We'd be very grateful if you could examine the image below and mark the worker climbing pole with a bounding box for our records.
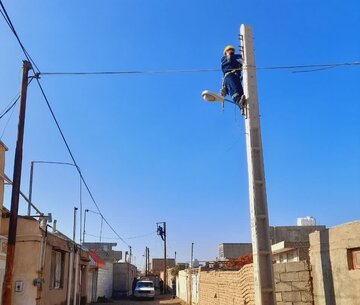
[220,45,247,115]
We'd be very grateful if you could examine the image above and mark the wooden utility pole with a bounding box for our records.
[157,222,167,293]
[163,222,167,293]
[2,60,32,305]
[240,25,275,305]
[147,247,150,275]
[145,247,148,276]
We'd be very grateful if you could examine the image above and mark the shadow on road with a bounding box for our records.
[103,295,184,305]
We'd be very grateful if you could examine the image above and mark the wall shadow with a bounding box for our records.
[319,229,337,305]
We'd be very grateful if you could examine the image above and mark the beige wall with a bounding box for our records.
[0,217,86,305]
[192,262,312,305]
[0,218,40,305]
[309,221,360,305]
[198,264,254,305]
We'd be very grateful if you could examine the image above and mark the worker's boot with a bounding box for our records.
[239,95,247,115]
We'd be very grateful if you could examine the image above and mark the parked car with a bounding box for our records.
[133,280,155,300]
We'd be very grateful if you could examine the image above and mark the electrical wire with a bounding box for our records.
[0,1,40,73]
[125,231,157,240]
[0,98,16,140]
[39,61,360,76]
[0,0,131,248]
[35,78,130,247]
[85,231,156,241]
[0,78,34,120]
[0,98,18,120]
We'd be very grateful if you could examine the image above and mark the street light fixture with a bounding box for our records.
[201,90,225,103]
[84,209,104,242]
[28,160,83,243]
[201,90,240,110]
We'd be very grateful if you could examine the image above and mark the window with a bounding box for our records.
[50,250,65,289]
[347,248,360,270]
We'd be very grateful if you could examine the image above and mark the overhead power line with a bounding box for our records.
[39,61,360,76]
[0,77,34,120]
[0,0,130,248]
[0,1,40,73]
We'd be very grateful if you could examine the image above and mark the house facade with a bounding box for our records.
[0,216,88,305]
[83,242,122,300]
[310,220,360,305]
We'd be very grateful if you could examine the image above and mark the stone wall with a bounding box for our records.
[274,261,313,305]
[198,264,254,305]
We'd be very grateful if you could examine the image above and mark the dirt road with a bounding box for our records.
[102,295,185,305]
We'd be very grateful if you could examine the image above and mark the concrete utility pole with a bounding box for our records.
[240,24,275,305]
[2,60,32,305]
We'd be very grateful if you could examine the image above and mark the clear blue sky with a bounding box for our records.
[0,0,359,268]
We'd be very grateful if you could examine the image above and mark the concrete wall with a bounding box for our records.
[218,243,252,260]
[97,261,113,299]
[274,261,313,305]
[113,262,137,297]
[151,258,176,273]
[270,225,325,244]
[309,221,360,305]
[177,270,188,302]
[177,269,199,305]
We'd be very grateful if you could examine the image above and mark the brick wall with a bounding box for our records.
[198,264,254,305]
[274,261,313,305]
[196,262,313,305]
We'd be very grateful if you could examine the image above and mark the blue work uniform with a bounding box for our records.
[221,53,243,104]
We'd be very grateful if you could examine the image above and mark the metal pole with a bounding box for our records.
[240,24,275,305]
[99,216,103,242]
[79,175,82,244]
[67,207,77,305]
[129,246,132,264]
[83,209,88,243]
[73,207,78,241]
[27,161,34,216]
[2,60,31,305]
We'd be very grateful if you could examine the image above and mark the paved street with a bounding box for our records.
[102,295,185,305]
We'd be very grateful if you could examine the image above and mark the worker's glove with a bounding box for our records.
[220,87,228,97]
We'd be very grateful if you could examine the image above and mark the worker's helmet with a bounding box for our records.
[223,45,235,55]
